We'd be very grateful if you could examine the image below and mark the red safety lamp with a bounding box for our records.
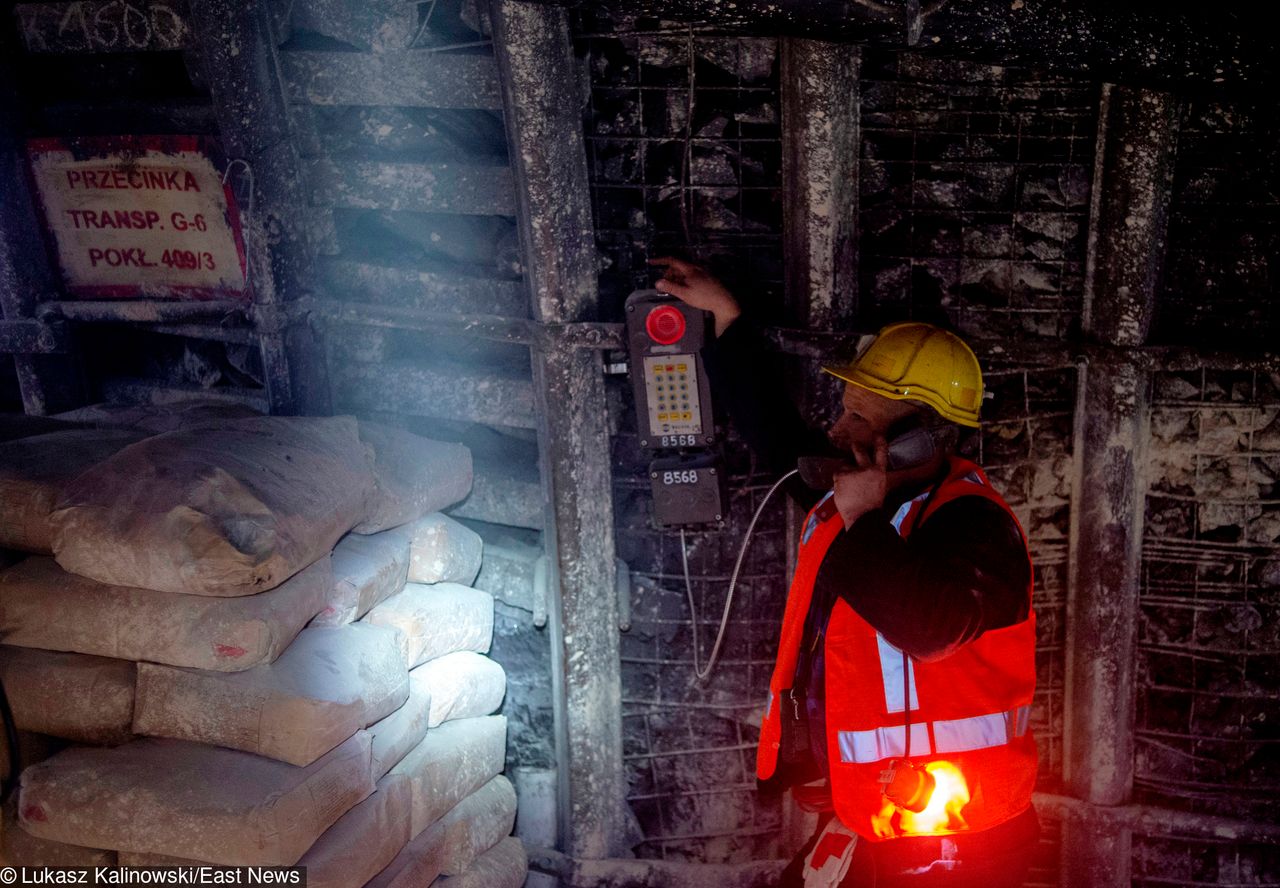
[883,761,937,813]
[645,305,686,345]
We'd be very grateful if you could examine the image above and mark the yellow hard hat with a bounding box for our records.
[822,322,984,427]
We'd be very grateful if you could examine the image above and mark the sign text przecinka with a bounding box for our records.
[26,136,249,301]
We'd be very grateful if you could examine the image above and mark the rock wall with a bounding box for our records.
[1154,97,1280,348]
[859,50,1096,339]
[1136,368,1280,885]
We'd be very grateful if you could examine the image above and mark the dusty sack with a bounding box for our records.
[315,529,412,627]
[0,646,134,745]
[406,514,483,585]
[0,557,332,672]
[354,422,473,534]
[413,652,506,728]
[2,798,116,868]
[133,623,408,765]
[368,674,432,781]
[436,775,518,875]
[364,583,494,669]
[298,774,413,888]
[366,815,451,888]
[18,733,374,866]
[49,416,375,596]
[390,715,507,837]
[368,772,515,888]
[0,428,148,553]
[1,739,116,868]
[433,837,527,888]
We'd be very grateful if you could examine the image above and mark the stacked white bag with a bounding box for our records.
[0,411,526,885]
[361,513,524,887]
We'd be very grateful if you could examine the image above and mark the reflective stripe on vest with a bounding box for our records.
[874,472,987,715]
[876,634,917,714]
[837,704,1031,764]
[838,723,932,764]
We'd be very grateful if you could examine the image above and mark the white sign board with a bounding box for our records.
[26,136,249,300]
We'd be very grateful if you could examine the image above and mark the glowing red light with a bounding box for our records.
[873,761,971,839]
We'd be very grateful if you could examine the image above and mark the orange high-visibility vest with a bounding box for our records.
[756,456,1037,841]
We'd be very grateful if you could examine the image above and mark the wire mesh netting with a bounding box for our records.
[1140,369,1280,834]
[979,364,1077,793]
[1154,98,1280,350]
[575,13,785,322]
[1132,833,1280,888]
[859,49,1098,341]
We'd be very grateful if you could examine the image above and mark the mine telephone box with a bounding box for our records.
[623,288,787,682]
[625,289,725,527]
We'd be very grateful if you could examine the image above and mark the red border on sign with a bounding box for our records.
[24,134,251,302]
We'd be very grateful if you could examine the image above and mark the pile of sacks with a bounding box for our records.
[0,410,528,887]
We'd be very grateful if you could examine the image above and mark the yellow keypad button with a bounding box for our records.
[657,412,668,421]
[677,363,687,372]
[681,412,692,421]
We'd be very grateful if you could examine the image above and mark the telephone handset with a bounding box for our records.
[796,416,946,491]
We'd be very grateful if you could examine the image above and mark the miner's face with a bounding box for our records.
[827,382,918,455]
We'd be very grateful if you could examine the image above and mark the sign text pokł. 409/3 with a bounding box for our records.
[26,136,249,301]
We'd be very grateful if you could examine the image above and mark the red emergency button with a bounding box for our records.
[645,306,686,345]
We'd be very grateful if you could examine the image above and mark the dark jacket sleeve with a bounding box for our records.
[701,319,831,509]
[813,496,1032,661]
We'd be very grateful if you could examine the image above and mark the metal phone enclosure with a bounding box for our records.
[625,289,715,449]
[649,453,724,527]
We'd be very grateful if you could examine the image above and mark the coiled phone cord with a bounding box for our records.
[681,468,798,684]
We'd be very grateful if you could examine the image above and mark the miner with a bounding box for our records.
[653,257,1040,887]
